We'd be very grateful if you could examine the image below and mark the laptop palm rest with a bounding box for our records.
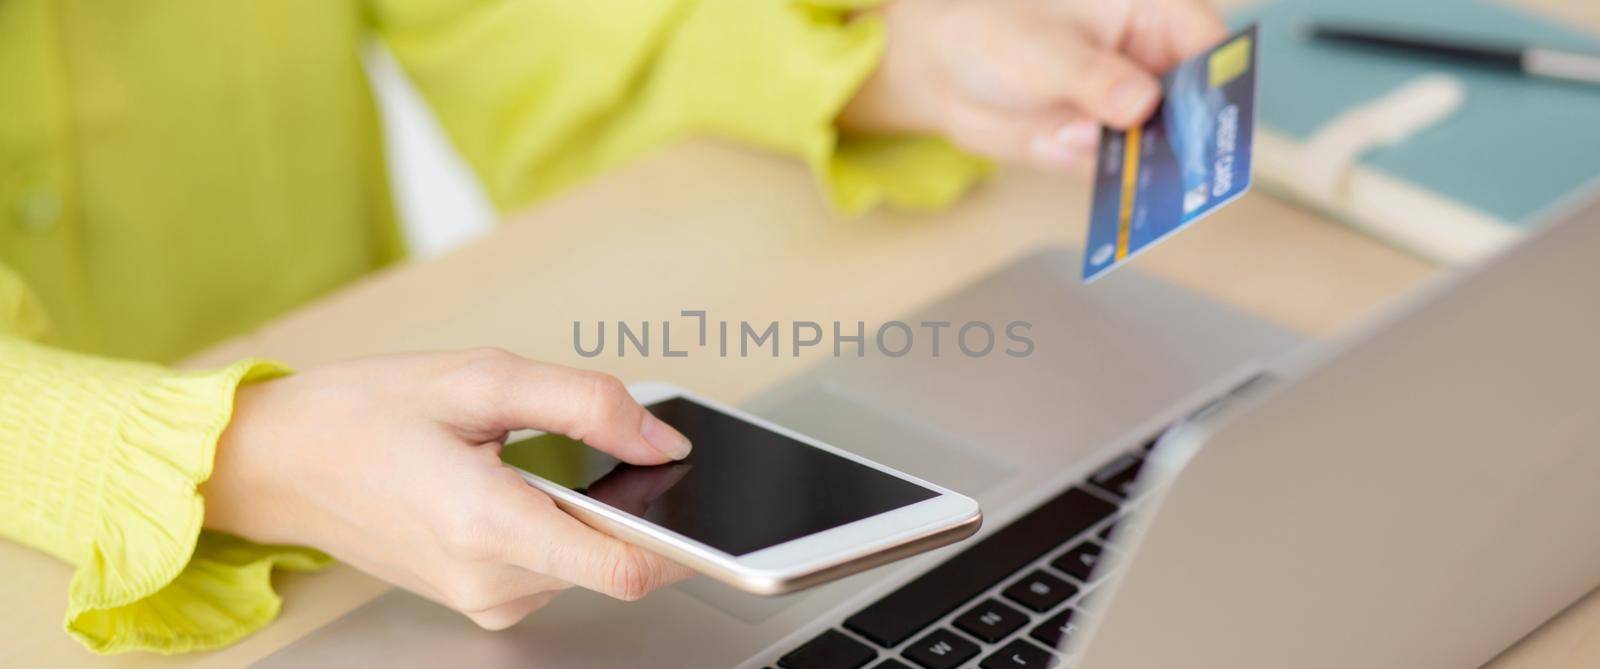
[746,381,1016,499]
[746,245,1303,499]
[254,246,1303,668]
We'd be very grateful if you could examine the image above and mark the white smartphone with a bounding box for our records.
[499,382,981,596]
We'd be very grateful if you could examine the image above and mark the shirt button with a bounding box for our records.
[16,187,62,233]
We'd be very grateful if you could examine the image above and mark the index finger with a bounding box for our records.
[450,351,690,465]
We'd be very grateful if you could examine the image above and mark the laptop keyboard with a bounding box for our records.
[775,447,1151,669]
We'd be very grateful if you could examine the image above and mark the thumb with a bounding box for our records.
[1028,37,1162,130]
[1056,43,1158,130]
[511,493,696,601]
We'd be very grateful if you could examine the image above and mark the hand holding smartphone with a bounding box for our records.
[501,382,982,595]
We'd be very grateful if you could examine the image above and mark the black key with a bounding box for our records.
[779,629,876,669]
[952,598,1028,643]
[1087,454,1145,500]
[979,639,1060,669]
[1029,608,1088,649]
[901,629,979,669]
[1050,541,1106,583]
[1002,570,1076,613]
[844,488,1116,646]
[870,661,914,669]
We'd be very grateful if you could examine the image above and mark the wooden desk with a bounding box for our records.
[4,0,1598,662]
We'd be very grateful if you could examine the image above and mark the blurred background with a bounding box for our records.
[365,43,495,259]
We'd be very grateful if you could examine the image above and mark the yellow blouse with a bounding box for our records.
[0,0,982,655]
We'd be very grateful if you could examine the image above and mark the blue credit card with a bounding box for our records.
[1082,24,1258,282]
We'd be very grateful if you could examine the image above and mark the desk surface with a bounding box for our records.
[4,2,1600,662]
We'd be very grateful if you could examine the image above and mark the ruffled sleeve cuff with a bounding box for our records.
[0,336,331,654]
[62,356,332,654]
[60,355,334,652]
[802,1,993,214]
[825,134,994,215]
[669,0,990,215]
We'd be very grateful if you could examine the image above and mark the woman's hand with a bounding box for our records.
[842,0,1227,170]
[200,349,695,630]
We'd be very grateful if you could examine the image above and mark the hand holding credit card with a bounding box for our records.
[1083,25,1259,282]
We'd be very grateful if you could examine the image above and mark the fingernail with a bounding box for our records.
[1110,79,1160,124]
[1029,133,1081,169]
[1055,121,1101,150]
[640,413,692,460]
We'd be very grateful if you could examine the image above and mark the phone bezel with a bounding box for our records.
[503,381,982,595]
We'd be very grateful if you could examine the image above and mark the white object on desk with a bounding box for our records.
[1294,74,1465,203]
[1260,74,1517,265]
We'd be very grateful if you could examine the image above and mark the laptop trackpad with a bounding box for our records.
[669,384,1014,625]
[744,380,1014,498]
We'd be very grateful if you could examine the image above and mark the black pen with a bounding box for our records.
[1304,21,1600,86]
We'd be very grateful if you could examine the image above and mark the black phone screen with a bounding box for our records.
[500,397,937,556]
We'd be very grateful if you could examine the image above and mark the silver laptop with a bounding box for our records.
[259,189,1600,669]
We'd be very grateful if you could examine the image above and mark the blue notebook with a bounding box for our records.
[1232,0,1600,263]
